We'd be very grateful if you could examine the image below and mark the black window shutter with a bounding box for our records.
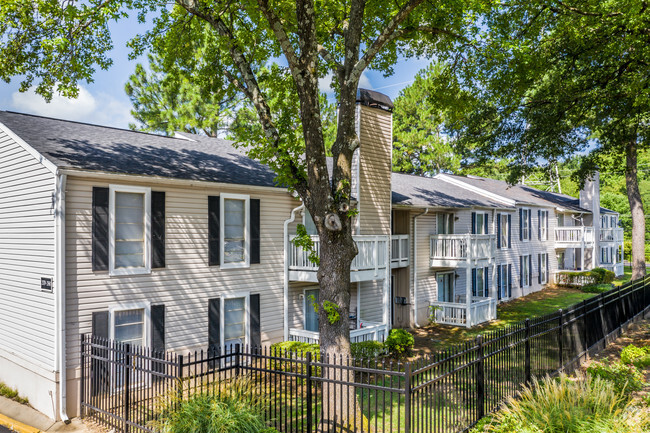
[538,210,541,240]
[208,297,221,359]
[546,255,549,283]
[92,187,109,271]
[520,256,524,288]
[91,311,110,396]
[151,304,165,376]
[538,254,542,284]
[152,192,166,268]
[519,209,523,241]
[529,255,532,285]
[508,264,512,298]
[472,268,477,297]
[497,216,501,249]
[471,212,476,234]
[208,196,220,266]
[528,211,532,239]
[484,214,488,234]
[484,266,489,297]
[508,214,512,248]
[250,294,261,349]
[497,266,502,300]
[250,199,261,264]
[546,212,549,240]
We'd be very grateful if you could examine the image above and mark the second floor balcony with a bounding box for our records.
[554,227,595,248]
[430,234,496,268]
[599,228,624,243]
[288,235,389,283]
[391,234,409,268]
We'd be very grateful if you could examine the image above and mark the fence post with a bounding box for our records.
[234,344,241,377]
[476,335,485,420]
[404,362,412,433]
[306,351,313,433]
[177,354,184,405]
[124,343,131,433]
[524,319,531,384]
[557,309,563,370]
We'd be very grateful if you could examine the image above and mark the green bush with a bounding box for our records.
[384,329,414,358]
[586,360,645,395]
[350,340,386,359]
[589,267,616,284]
[620,344,650,368]
[270,341,320,358]
[580,283,612,293]
[476,373,649,433]
[159,379,275,433]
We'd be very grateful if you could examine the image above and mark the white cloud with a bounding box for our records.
[359,72,372,90]
[319,72,335,95]
[10,85,135,129]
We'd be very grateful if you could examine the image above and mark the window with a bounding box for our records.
[109,185,151,276]
[437,272,454,302]
[499,214,509,248]
[112,308,147,346]
[557,213,565,227]
[223,296,248,349]
[601,215,609,229]
[557,252,565,270]
[521,208,531,241]
[521,255,531,287]
[474,212,488,235]
[498,264,509,300]
[601,247,613,264]
[304,288,319,332]
[472,267,488,297]
[539,210,549,240]
[221,194,250,268]
[539,253,548,284]
[610,216,617,227]
[437,213,454,234]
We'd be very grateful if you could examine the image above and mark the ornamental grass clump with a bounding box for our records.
[480,373,649,433]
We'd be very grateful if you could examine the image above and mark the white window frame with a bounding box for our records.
[522,254,531,287]
[108,302,151,391]
[499,213,509,249]
[521,208,531,241]
[109,185,152,276]
[303,287,320,332]
[220,193,250,269]
[221,292,250,351]
[499,264,509,300]
[540,210,549,241]
[474,267,487,297]
[540,253,548,284]
[475,212,488,235]
[437,212,455,235]
[436,271,455,302]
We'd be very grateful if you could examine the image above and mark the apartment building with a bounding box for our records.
[0,89,622,421]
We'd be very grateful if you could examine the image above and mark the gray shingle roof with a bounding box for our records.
[0,111,279,188]
[391,172,513,209]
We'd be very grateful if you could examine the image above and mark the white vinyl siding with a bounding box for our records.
[0,130,56,371]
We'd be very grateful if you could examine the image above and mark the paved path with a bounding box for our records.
[0,396,89,433]
[0,425,13,433]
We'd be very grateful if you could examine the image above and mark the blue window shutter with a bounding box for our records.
[484,266,489,297]
[497,215,501,249]
[520,256,524,288]
[538,254,542,284]
[484,214,488,234]
[471,212,476,234]
[472,268,477,297]
[546,255,549,283]
[497,266,502,300]
[508,264,512,298]
[528,211,532,239]
[519,209,523,241]
[508,214,512,247]
[538,210,541,240]
[529,255,532,285]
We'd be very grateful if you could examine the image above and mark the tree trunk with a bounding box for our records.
[625,139,647,280]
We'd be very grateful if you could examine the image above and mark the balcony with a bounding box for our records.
[429,234,496,268]
[600,228,624,243]
[288,235,389,282]
[288,321,388,344]
[554,227,595,248]
[601,263,624,276]
[430,297,497,328]
[391,234,409,268]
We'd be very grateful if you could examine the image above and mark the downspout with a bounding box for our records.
[283,204,304,341]
[413,208,429,328]
[55,172,70,423]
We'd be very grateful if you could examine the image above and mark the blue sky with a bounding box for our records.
[0,14,432,129]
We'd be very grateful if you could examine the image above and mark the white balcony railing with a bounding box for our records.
[599,228,624,243]
[601,263,624,276]
[555,227,595,246]
[429,234,496,267]
[288,235,388,282]
[391,234,409,268]
[289,322,388,345]
[430,297,497,328]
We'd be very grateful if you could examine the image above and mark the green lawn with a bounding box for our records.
[412,286,598,354]
[613,266,633,286]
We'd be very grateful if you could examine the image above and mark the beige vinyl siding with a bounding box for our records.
[358,280,383,323]
[0,130,56,370]
[358,105,391,236]
[65,176,297,369]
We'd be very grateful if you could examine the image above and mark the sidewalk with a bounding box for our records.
[0,396,89,433]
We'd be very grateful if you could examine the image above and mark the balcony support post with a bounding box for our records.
[466,233,473,328]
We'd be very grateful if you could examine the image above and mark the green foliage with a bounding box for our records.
[476,374,649,433]
[620,344,650,369]
[292,225,319,265]
[322,301,340,325]
[556,268,615,288]
[350,341,386,359]
[158,378,274,433]
[270,341,320,358]
[589,268,616,284]
[586,360,645,395]
[0,382,28,404]
[580,284,612,294]
[384,329,414,358]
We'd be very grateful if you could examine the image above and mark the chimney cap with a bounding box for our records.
[356,88,393,111]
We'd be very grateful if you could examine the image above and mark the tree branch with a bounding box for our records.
[256,0,300,72]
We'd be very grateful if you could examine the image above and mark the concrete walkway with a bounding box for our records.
[0,397,89,433]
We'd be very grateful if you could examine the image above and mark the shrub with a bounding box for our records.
[580,283,612,293]
[478,373,649,433]
[351,340,386,359]
[620,344,650,368]
[589,267,616,284]
[270,341,320,358]
[384,329,414,358]
[586,360,644,395]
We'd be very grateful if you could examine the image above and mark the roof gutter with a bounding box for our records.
[54,171,70,423]
[413,208,429,328]
[283,204,304,341]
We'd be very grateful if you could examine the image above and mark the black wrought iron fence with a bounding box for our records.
[80,275,650,433]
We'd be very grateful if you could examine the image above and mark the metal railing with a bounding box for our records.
[81,276,650,433]
[429,234,496,264]
[391,234,409,268]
